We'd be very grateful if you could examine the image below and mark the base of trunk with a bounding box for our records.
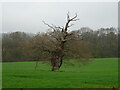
[52,66,59,71]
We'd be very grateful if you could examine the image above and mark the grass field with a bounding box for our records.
[2,58,118,88]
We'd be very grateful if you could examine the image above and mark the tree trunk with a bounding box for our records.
[51,39,64,71]
[51,55,63,71]
[52,56,59,71]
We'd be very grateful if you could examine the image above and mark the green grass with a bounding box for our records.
[2,58,118,88]
[0,62,2,89]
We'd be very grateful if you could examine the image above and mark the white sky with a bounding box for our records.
[0,1,118,33]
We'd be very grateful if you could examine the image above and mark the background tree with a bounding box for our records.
[2,32,31,62]
[77,27,118,58]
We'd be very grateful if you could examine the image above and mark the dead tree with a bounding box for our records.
[43,13,79,71]
[23,13,91,71]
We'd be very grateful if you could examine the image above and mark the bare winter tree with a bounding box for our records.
[43,13,80,71]
[23,13,91,71]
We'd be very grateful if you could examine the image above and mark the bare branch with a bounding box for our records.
[48,32,60,41]
[70,13,77,21]
[50,34,59,41]
[64,13,79,32]
[55,26,64,30]
[67,12,70,21]
[68,24,74,28]
[42,21,55,30]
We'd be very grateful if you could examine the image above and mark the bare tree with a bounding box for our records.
[23,13,91,71]
[43,13,80,71]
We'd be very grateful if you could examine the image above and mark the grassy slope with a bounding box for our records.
[2,58,118,88]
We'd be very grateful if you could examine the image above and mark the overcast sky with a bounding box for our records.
[1,2,118,33]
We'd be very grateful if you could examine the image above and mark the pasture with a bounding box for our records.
[2,58,118,88]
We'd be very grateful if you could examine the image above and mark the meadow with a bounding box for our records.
[2,58,118,88]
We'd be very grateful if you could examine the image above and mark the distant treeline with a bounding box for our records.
[2,27,119,62]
